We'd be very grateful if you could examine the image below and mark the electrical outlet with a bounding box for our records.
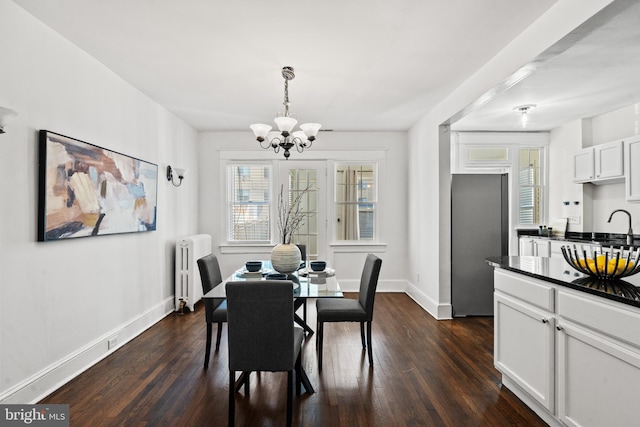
[568,216,581,224]
[108,336,118,350]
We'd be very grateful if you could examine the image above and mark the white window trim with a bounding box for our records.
[220,160,276,248]
[451,131,550,235]
[218,150,387,250]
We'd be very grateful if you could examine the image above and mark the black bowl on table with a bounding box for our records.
[245,261,262,272]
[265,273,287,280]
[310,261,327,272]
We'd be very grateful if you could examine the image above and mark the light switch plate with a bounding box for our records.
[567,216,581,224]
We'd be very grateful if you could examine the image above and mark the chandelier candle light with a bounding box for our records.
[250,66,321,159]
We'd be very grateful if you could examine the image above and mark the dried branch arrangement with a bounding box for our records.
[276,184,315,244]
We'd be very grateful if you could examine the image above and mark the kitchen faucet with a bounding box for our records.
[607,209,634,245]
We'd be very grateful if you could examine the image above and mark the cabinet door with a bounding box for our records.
[625,136,640,202]
[519,237,550,257]
[519,238,534,256]
[550,240,567,259]
[557,322,640,427]
[572,147,594,183]
[594,139,623,180]
[534,239,550,257]
[494,292,555,412]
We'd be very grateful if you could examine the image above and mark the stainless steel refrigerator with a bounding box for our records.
[451,173,508,316]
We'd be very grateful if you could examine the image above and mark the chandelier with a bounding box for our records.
[250,66,321,159]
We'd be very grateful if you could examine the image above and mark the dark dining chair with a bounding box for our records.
[316,254,382,371]
[197,254,227,370]
[226,281,304,427]
[294,244,308,330]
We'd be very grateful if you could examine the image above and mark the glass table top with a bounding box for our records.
[203,260,342,299]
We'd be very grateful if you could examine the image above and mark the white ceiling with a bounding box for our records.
[452,0,640,132]
[12,0,558,132]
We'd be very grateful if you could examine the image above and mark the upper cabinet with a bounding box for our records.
[594,139,624,181]
[572,147,594,183]
[625,135,640,201]
[572,139,624,184]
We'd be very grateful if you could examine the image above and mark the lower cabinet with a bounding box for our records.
[519,237,551,257]
[494,269,640,427]
[494,292,555,412]
[556,290,640,427]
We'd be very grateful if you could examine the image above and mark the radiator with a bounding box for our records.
[175,234,212,311]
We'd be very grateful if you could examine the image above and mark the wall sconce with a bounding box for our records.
[0,106,18,134]
[167,165,188,187]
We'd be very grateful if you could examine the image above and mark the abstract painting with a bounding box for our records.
[38,130,158,241]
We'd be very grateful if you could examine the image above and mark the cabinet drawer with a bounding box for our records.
[494,269,555,312]
[558,290,640,349]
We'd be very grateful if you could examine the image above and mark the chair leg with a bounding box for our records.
[244,371,250,396]
[302,299,307,326]
[204,322,213,369]
[318,321,324,371]
[215,322,223,351]
[295,353,302,396]
[286,370,293,427]
[228,370,235,427]
[360,322,366,348]
[367,321,373,366]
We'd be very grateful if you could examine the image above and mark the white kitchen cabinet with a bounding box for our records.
[549,240,565,259]
[494,270,556,413]
[495,293,555,412]
[625,135,640,201]
[493,267,640,427]
[594,139,624,181]
[572,147,594,183]
[519,237,550,257]
[556,290,640,427]
[572,139,624,184]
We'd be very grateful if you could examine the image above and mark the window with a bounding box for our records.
[335,163,376,240]
[227,164,271,241]
[518,148,543,224]
[288,168,319,258]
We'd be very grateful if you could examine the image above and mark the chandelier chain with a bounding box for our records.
[283,79,290,117]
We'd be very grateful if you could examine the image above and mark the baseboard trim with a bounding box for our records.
[0,297,175,404]
[404,282,452,320]
[338,279,407,293]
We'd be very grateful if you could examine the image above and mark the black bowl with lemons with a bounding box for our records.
[561,245,640,280]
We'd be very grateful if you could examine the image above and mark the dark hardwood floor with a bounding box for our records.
[40,293,546,426]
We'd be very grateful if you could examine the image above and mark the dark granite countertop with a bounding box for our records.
[517,230,639,250]
[486,256,640,309]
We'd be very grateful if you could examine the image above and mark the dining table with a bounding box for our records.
[202,260,343,394]
[203,260,343,332]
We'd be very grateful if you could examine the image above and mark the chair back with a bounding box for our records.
[226,281,296,372]
[296,244,306,262]
[358,254,383,321]
[197,254,224,320]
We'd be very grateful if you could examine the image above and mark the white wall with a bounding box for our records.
[549,104,640,233]
[0,1,199,403]
[197,131,409,291]
[406,0,614,319]
[549,120,590,231]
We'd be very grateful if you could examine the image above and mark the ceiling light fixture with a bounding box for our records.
[250,66,321,159]
[514,104,536,128]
